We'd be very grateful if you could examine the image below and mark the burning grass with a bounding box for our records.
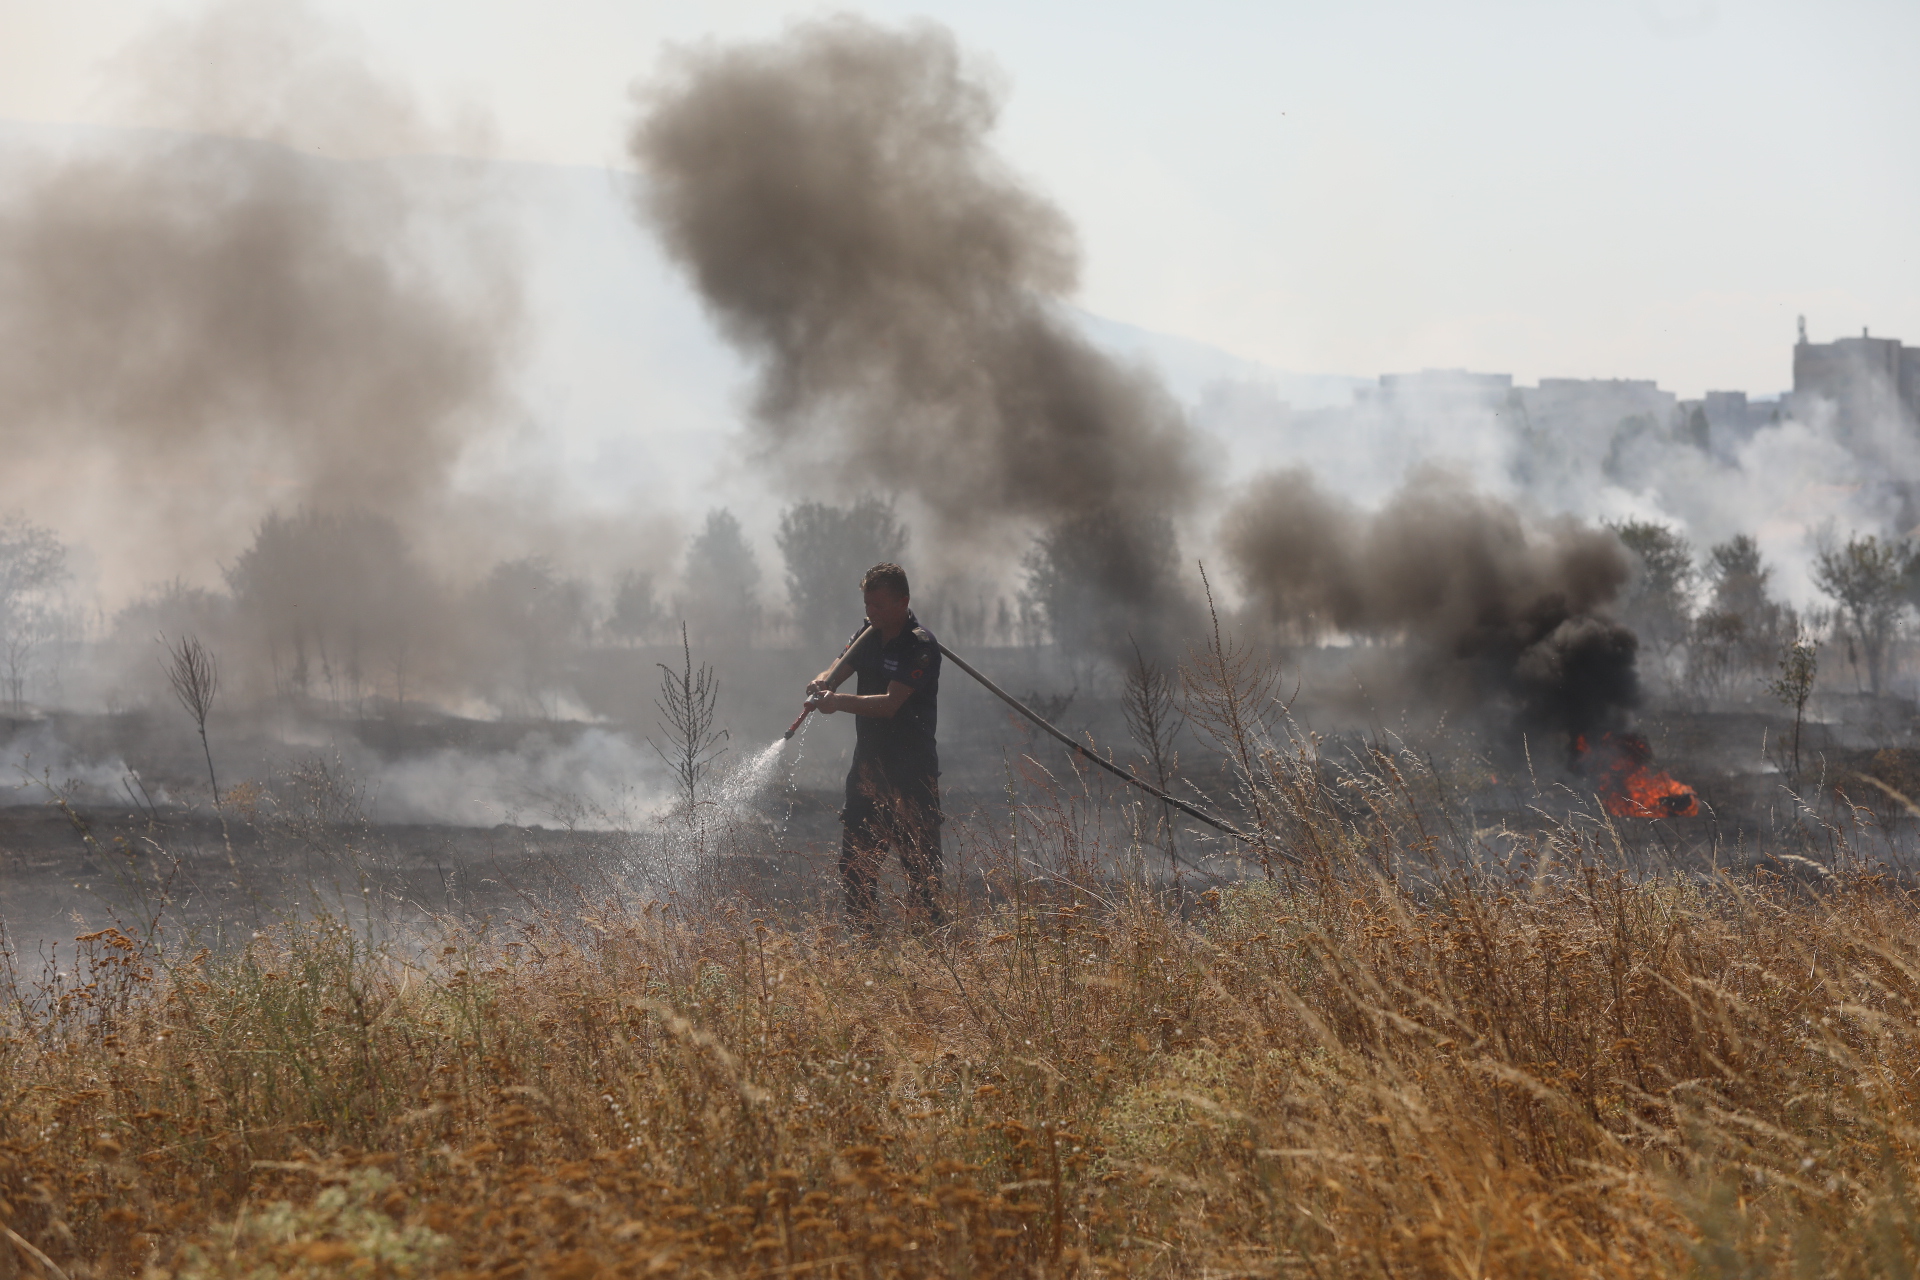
[1574,732,1700,820]
[2,752,1919,1280]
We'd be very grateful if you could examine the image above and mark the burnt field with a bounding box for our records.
[5,634,1920,1278]
[7,676,1920,1277]
[3,673,1917,965]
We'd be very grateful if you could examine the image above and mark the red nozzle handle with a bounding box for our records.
[784,692,827,740]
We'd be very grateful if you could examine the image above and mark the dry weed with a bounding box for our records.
[1,723,1918,1276]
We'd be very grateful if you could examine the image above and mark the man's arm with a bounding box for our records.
[807,626,876,695]
[807,657,857,694]
[819,680,914,719]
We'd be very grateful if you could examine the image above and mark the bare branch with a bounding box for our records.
[164,634,221,805]
[648,622,727,813]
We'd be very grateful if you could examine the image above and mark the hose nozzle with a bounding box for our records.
[783,692,827,740]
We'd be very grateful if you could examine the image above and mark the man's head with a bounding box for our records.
[861,562,911,631]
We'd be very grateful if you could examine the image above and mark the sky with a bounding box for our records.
[3,0,1917,399]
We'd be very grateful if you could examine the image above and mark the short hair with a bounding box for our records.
[860,562,910,597]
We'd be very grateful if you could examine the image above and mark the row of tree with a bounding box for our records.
[0,497,1124,715]
[29,499,1905,719]
[608,499,912,648]
[1613,520,1920,700]
[605,501,1164,656]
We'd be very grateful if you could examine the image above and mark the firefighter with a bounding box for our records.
[805,563,944,930]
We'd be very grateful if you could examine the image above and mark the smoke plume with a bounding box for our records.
[630,18,1200,576]
[0,0,522,602]
[1221,467,1640,741]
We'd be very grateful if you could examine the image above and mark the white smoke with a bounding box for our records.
[0,728,157,808]
[366,728,669,828]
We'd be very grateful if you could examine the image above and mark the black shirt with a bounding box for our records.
[843,613,940,772]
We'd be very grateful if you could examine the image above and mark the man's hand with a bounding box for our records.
[806,673,838,714]
[816,682,913,720]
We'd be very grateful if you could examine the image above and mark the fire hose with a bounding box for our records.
[787,628,1259,848]
[934,643,1260,848]
[784,624,874,740]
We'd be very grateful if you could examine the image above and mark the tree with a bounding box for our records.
[776,498,909,647]
[1811,533,1911,696]
[926,581,997,646]
[1690,534,1795,700]
[1706,535,1772,619]
[0,516,70,710]
[1023,508,1193,660]
[607,571,666,645]
[114,580,226,647]
[226,508,440,709]
[1768,634,1818,777]
[1609,519,1696,665]
[164,635,221,805]
[468,557,589,718]
[1688,610,1747,706]
[1122,637,1184,869]
[649,622,726,814]
[679,509,762,641]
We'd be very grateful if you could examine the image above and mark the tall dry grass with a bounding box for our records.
[3,664,1920,1276]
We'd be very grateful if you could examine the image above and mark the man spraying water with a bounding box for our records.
[804,563,944,930]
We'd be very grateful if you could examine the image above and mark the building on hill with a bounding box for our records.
[1790,319,1920,461]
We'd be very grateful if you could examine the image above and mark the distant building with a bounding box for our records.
[1675,390,1783,460]
[1356,370,1517,435]
[1365,369,1514,408]
[1506,377,1685,488]
[1355,367,1522,449]
[1699,390,1778,432]
[1517,378,1677,436]
[1790,320,1920,448]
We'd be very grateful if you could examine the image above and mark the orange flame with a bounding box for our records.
[1572,732,1698,819]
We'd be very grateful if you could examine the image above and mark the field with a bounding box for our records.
[2,697,1919,1280]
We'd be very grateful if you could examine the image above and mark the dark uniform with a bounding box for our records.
[838,613,943,925]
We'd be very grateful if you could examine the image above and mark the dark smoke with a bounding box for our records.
[1024,509,1197,658]
[1221,468,1640,740]
[0,1,522,602]
[629,17,1199,585]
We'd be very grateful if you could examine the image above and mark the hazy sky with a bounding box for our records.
[4,0,1916,398]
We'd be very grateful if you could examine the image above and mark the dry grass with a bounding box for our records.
[3,734,1920,1277]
